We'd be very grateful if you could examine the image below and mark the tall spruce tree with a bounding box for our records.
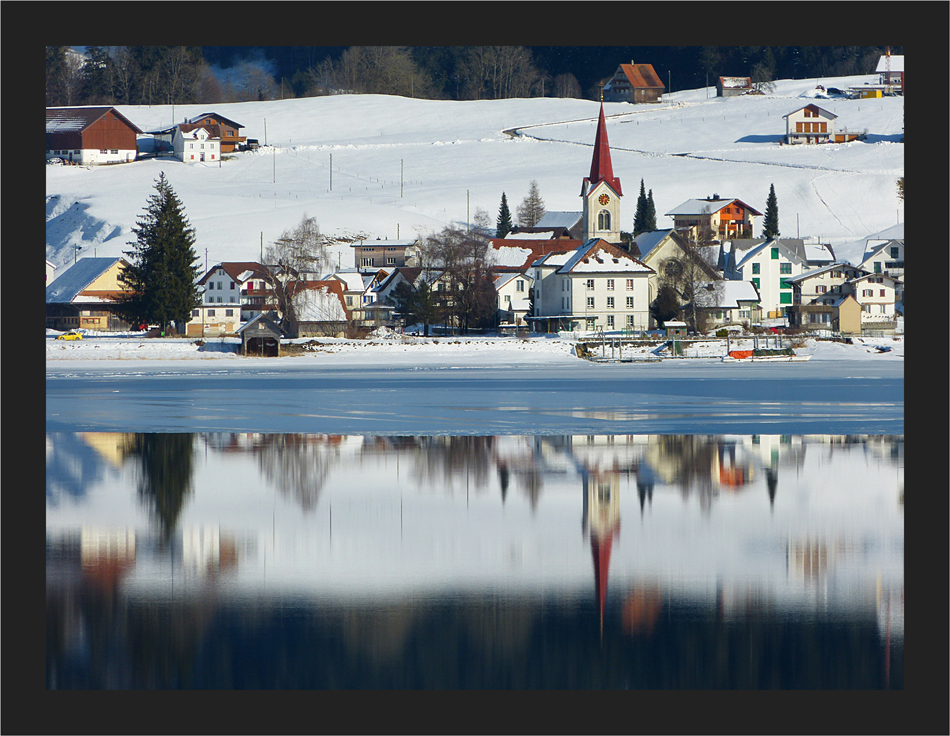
[633,179,649,235]
[119,173,201,333]
[516,180,545,227]
[496,192,513,238]
[763,183,780,239]
[645,189,657,232]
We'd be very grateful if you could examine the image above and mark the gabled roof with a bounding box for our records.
[237,312,284,334]
[782,103,838,120]
[666,198,763,217]
[46,257,128,303]
[785,262,868,283]
[493,271,533,290]
[489,238,582,271]
[199,262,269,285]
[555,239,653,275]
[175,123,220,140]
[719,76,752,89]
[289,280,349,321]
[693,280,760,309]
[46,106,142,134]
[632,229,675,261]
[733,238,807,268]
[535,211,582,230]
[609,63,665,90]
[187,112,244,130]
[859,238,904,265]
[322,270,367,292]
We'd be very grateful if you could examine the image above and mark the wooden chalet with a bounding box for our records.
[46,106,142,165]
[184,113,246,152]
[602,62,665,103]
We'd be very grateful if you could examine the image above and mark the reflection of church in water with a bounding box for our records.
[582,470,622,633]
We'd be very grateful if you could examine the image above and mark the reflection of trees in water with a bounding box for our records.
[411,436,496,496]
[652,435,719,511]
[129,433,196,541]
[255,435,340,511]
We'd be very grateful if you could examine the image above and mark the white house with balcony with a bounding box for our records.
[850,272,901,326]
[783,103,837,144]
[858,239,904,304]
[494,271,534,327]
[187,262,274,336]
[529,239,654,334]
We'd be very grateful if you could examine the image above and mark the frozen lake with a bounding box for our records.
[45,358,904,435]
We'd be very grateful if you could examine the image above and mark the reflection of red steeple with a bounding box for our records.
[585,104,622,196]
[590,521,620,634]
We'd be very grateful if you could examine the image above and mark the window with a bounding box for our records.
[387,257,396,265]
[626,296,634,308]
[626,279,634,289]
[598,210,611,230]
[780,263,792,275]
[880,289,886,297]
[627,315,636,326]
[516,280,525,292]
[606,297,615,309]
[586,318,595,331]
[606,279,615,290]
[208,309,215,317]
[780,292,792,305]
[504,294,511,302]
[586,279,595,290]
[751,263,760,275]
[816,285,827,294]
[890,246,900,258]
[780,279,792,290]
[606,315,615,328]
[208,282,214,290]
[752,278,760,289]
[771,247,779,260]
[862,289,873,297]
[225,309,234,317]
[587,297,595,309]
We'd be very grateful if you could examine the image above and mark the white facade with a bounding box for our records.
[47,147,137,165]
[787,264,868,305]
[174,127,221,163]
[729,239,808,319]
[783,104,836,144]
[850,273,900,324]
[531,241,653,333]
[494,272,533,325]
[581,179,622,243]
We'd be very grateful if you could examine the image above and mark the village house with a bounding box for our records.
[721,238,809,320]
[46,106,141,165]
[493,271,534,327]
[45,257,136,331]
[717,77,753,97]
[173,125,221,164]
[184,113,247,152]
[785,263,868,332]
[692,280,763,331]
[288,280,350,337]
[858,239,904,304]
[850,272,901,328]
[875,51,904,94]
[352,239,417,271]
[665,196,762,242]
[601,62,665,103]
[783,103,837,145]
[632,228,720,321]
[187,262,275,336]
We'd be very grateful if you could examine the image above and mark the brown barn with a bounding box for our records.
[46,106,142,165]
[602,62,665,104]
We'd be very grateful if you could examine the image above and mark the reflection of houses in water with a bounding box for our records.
[182,526,239,578]
[80,527,137,591]
[622,583,664,635]
[78,432,137,467]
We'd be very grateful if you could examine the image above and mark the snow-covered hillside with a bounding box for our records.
[45,74,903,276]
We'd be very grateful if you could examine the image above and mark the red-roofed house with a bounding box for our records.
[46,106,142,165]
[187,262,275,336]
[602,62,665,104]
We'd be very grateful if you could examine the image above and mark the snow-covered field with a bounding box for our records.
[46,74,904,273]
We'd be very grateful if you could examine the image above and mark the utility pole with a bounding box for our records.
[329,154,332,191]
[400,159,404,198]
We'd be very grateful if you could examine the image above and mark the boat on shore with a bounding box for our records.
[722,349,811,363]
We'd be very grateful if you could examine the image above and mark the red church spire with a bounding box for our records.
[587,104,622,196]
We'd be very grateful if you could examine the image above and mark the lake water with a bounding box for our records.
[46,431,903,690]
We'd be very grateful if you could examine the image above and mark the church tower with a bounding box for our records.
[581,103,623,243]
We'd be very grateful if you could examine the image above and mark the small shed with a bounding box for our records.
[717,77,753,97]
[664,320,688,337]
[238,313,283,356]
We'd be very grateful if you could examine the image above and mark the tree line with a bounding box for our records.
[48,45,898,108]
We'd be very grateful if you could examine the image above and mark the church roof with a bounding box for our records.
[584,104,622,196]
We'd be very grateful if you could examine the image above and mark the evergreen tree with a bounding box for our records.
[496,192,513,238]
[633,179,649,235]
[646,188,657,232]
[763,183,780,239]
[119,173,201,333]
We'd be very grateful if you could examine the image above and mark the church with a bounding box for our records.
[527,104,655,334]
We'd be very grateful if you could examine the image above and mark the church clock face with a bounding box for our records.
[598,193,611,206]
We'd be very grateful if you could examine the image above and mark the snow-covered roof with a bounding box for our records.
[804,242,836,263]
[46,257,125,303]
[292,282,348,322]
[666,198,762,217]
[875,55,905,73]
[785,262,867,283]
[556,240,652,275]
[694,280,760,309]
[493,272,532,290]
[535,211,582,229]
[719,76,752,89]
[632,229,673,260]
[859,238,903,265]
[324,270,366,292]
[505,230,557,240]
